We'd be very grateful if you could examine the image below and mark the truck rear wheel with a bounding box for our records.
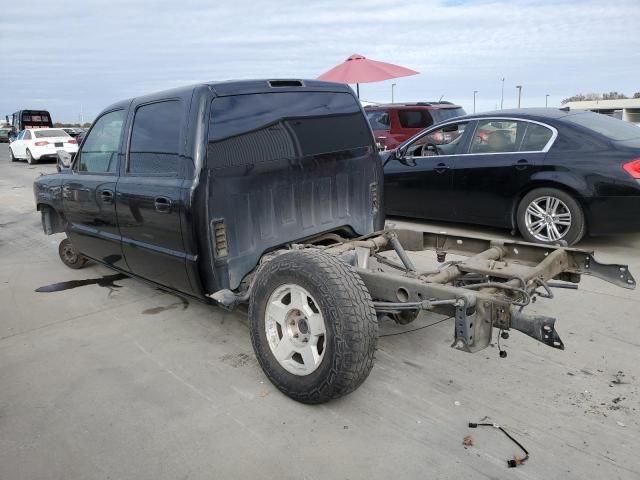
[58,238,88,269]
[249,250,378,404]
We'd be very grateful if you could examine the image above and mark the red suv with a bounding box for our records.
[365,102,466,150]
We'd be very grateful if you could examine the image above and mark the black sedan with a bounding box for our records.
[383,109,640,245]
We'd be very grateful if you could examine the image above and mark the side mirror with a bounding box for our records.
[56,150,74,172]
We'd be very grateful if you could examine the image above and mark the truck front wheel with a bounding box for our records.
[58,238,88,269]
[249,250,378,404]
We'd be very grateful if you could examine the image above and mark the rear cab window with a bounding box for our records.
[207,91,373,168]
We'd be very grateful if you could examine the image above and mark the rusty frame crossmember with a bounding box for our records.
[325,229,635,353]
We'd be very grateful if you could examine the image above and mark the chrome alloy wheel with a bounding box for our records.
[264,284,327,376]
[525,195,572,242]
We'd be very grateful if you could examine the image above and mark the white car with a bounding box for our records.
[9,128,79,164]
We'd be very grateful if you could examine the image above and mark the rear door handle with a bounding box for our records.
[513,159,529,170]
[100,189,114,204]
[435,162,450,174]
[154,196,172,213]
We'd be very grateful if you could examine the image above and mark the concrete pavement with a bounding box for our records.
[1,150,638,479]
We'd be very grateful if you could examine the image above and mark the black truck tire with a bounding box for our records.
[58,238,88,269]
[249,249,378,404]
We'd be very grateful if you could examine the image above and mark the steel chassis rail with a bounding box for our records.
[324,229,635,353]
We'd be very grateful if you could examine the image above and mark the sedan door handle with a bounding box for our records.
[154,196,172,213]
[435,162,450,174]
[100,189,114,204]
[513,159,529,170]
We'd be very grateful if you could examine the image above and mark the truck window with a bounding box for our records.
[208,92,372,168]
[129,101,181,175]
[397,110,433,129]
[77,110,125,173]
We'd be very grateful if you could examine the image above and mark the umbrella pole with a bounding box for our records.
[357,83,360,98]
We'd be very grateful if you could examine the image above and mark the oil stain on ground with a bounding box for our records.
[142,291,189,314]
[35,273,128,293]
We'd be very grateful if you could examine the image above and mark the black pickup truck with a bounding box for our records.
[34,79,635,404]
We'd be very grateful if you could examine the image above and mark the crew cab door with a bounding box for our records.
[384,120,471,221]
[61,109,127,268]
[116,99,194,295]
[451,119,555,227]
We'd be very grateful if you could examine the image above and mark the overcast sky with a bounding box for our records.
[1,0,639,123]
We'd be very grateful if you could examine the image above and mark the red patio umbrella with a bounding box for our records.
[317,54,418,97]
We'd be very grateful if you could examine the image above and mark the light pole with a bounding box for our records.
[473,90,478,113]
[391,83,396,104]
[500,78,505,109]
[516,85,522,108]
[545,94,550,107]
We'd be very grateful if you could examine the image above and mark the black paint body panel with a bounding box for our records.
[34,80,384,299]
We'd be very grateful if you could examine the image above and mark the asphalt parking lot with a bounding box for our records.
[1,149,639,480]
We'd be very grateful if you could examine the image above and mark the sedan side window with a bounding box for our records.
[76,109,125,173]
[470,120,523,154]
[520,122,554,151]
[405,122,468,157]
[24,130,32,140]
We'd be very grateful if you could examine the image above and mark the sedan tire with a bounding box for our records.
[26,149,36,165]
[517,187,585,246]
[9,148,17,162]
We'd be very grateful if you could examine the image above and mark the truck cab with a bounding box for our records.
[34,80,383,299]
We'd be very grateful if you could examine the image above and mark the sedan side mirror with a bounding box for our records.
[56,150,74,172]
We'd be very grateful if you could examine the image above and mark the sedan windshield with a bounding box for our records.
[34,129,70,138]
[432,107,466,123]
[564,113,640,141]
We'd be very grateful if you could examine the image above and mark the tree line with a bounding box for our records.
[562,91,640,104]
[53,122,92,128]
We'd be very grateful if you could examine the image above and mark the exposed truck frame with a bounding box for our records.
[213,227,634,356]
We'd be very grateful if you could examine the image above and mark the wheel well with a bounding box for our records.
[37,204,66,234]
[510,182,586,230]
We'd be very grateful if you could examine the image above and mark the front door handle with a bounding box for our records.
[154,196,172,213]
[100,189,114,204]
[435,162,450,174]
[513,159,529,170]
